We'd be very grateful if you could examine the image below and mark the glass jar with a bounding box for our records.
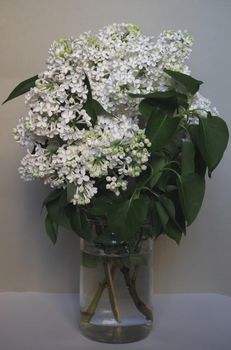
[79,233,153,343]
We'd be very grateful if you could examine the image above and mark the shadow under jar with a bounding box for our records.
[79,230,153,344]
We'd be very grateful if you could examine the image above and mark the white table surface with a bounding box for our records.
[0,292,230,350]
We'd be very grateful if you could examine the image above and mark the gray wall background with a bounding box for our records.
[0,0,230,294]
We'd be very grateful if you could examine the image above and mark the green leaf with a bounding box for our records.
[164,69,203,95]
[46,192,71,230]
[181,139,195,176]
[136,157,167,191]
[159,194,185,238]
[188,125,207,177]
[165,190,186,232]
[88,196,112,216]
[195,147,207,177]
[153,194,183,243]
[2,75,38,104]
[148,158,168,188]
[162,129,185,159]
[139,99,175,118]
[146,115,181,152]
[165,185,177,192]
[108,195,150,240]
[83,74,113,125]
[177,173,205,225]
[42,189,63,207]
[45,214,58,244]
[130,90,173,98]
[92,99,113,117]
[81,251,98,268]
[83,74,97,125]
[135,90,188,110]
[68,206,92,240]
[139,99,157,118]
[84,73,93,99]
[189,115,229,174]
[160,196,175,219]
[175,204,186,235]
[66,183,76,202]
[155,201,169,228]
[165,219,182,245]
[130,90,182,100]
[147,200,162,238]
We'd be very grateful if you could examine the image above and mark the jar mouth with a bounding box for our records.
[81,235,152,257]
[82,240,133,257]
[83,218,153,256]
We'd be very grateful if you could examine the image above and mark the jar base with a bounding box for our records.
[80,322,153,343]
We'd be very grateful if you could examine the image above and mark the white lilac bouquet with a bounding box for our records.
[4,23,229,249]
[3,24,229,341]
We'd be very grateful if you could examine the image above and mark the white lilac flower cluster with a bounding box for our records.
[14,23,217,205]
[18,114,150,204]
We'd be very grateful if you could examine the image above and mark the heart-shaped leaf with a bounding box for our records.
[189,114,229,174]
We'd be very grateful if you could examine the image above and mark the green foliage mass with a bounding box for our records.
[4,70,229,248]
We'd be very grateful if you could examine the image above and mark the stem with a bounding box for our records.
[132,265,139,282]
[120,265,153,321]
[103,259,121,323]
[81,265,116,323]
